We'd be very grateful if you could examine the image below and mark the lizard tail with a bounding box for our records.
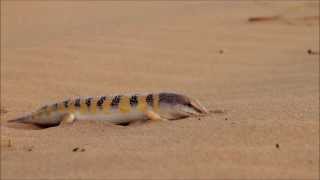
[8,115,32,124]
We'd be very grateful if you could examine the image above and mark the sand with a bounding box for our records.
[1,1,319,179]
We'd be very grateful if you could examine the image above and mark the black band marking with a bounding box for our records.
[63,100,69,108]
[130,95,138,107]
[146,94,153,107]
[97,96,106,108]
[111,95,121,108]
[74,98,81,108]
[85,97,92,107]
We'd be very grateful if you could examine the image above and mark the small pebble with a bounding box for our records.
[73,147,85,152]
[24,145,33,152]
[275,144,280,149]
[307,49,313,54]
[307,49,319,55]
[219,50,224,54]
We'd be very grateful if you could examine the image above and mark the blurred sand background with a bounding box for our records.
[1,1,319,179]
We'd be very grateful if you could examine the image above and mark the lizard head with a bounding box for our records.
[158,92,208,120]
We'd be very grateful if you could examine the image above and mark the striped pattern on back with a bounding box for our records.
[37,93,159,115]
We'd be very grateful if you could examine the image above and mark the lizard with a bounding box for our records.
[8,92,208,127]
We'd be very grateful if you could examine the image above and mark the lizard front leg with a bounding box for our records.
[146,111,168,122]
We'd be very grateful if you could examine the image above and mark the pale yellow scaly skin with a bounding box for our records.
[8,92,208,127]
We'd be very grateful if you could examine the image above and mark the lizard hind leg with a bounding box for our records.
[59,113,76,126]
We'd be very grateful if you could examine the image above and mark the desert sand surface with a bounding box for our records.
[1,1,319,179]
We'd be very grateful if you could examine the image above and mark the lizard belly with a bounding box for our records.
[75,110,148,124]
